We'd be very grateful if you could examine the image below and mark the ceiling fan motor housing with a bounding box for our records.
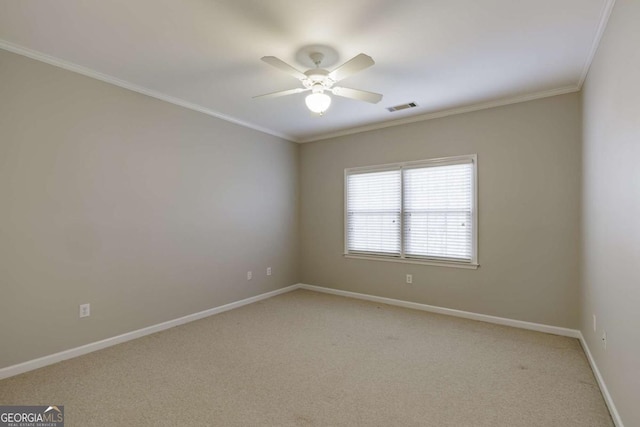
[301,52,335,91]
[303,68,334,90]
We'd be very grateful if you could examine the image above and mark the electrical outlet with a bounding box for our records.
[79,303,90,318]
[593,314,597,332]
[602,330,607,350]
[406,274,413,284]
[266,267,272,276]
[247,271,252,280]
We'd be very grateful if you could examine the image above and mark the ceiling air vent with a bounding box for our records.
[387,102,417,112]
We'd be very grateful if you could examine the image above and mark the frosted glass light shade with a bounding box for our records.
[305,92,332,114]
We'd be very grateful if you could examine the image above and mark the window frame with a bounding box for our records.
[344,154,478,269]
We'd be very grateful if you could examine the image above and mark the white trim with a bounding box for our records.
[301,283,622,422]
[0,39,296,143]
[2,33,605,145]
[1,282,621,427]
[344,254,479,269]
[343,167,349,255]
[578,332,625,427]
[0,284,300,380]
[344,155,478,267]
[299,85,580,143]
[346,154,474,174]
[577,0,617,88]
[400,165,405,258]
[298,284,580,338]
[471,152,479,263]
[0,280,621,427]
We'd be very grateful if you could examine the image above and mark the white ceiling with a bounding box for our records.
[0,0,613,142]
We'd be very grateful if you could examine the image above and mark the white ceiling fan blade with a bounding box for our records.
[332,87,383,104]
[261,56,307,80]
[328,53,375,82]
[253,87,309,99]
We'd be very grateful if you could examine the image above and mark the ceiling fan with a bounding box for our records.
[253,52,383,115]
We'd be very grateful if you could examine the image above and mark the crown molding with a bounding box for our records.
[2,0,615,147]
[578,0,616,88]
[0,39,296,142]
[299,85,580,143]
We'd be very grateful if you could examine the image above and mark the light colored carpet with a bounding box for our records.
[0,289,613,426]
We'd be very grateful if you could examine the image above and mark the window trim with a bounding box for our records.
[344,154,478,269]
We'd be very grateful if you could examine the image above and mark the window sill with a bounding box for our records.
[343,254,479,270]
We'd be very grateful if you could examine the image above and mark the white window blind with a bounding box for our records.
[345,155,477,266]
[346,169,401,255]
[403,162,473,261]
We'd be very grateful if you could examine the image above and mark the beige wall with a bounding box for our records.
[0,49,299,369]
[300,93,582,328]
[581,1,640,425]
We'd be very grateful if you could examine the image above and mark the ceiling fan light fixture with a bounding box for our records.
[256,51,381,115]
[305,91,331,115]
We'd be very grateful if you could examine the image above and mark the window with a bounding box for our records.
[345,155,477,268]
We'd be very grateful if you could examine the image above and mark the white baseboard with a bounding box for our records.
[298,284,580,338]
[299,284,627,423]
[2,281,621,427]
[0,284,300,380]
[578,332,624,427]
